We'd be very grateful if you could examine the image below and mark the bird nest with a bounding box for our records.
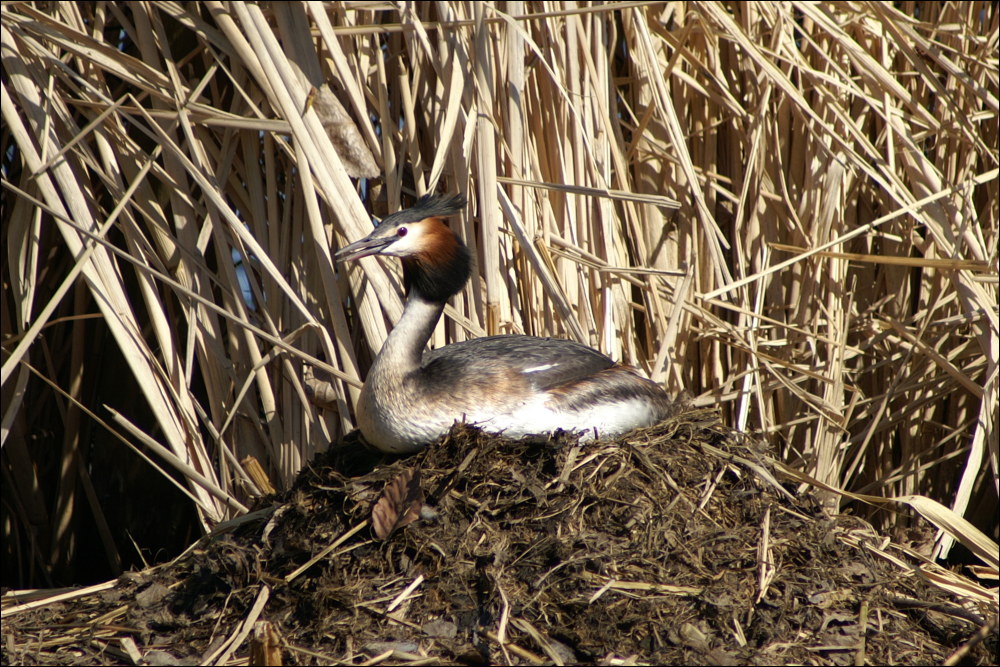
[2,409,995,665]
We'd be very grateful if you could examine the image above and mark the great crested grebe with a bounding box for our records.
[336,194,673,453]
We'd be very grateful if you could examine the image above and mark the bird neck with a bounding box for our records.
[372,235,469,377]
[401,237,472,303]
[374,293,445,375]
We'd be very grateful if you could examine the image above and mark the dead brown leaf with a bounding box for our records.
[372,469,424,540]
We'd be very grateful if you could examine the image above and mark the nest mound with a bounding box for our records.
[3,409,994,665]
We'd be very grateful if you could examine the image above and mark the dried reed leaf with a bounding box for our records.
[894,495,1000,570]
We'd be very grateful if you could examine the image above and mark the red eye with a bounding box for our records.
[397,227,408,237]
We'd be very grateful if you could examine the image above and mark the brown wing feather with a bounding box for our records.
[544,365,674,417]
[419,335,615,392]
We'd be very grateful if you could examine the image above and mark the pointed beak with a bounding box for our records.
[334,234,394,262]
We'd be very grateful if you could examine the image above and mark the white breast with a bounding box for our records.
[464,393,662,442]
[356,385,454,454]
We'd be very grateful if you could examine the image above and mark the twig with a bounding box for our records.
[285,521,370,582]
[203,584,271,666]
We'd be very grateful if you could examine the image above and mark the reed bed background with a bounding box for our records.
[1,1,996,587]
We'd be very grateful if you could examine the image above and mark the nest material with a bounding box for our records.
[2,409,995,665]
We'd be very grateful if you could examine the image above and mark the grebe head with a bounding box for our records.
[336,194,471,302]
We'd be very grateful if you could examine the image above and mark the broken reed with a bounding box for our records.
[1,1,995,585]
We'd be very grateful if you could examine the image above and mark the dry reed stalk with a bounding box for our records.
[1,1,996,586]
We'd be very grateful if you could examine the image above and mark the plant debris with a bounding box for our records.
[372,469,425,541]
[2,409,995,665]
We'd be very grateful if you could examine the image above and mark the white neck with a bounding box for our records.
[373,294,445,375]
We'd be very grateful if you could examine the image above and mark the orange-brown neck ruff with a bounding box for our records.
[401,218,472,303]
